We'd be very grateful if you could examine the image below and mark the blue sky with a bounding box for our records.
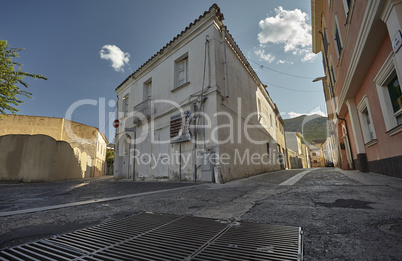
[2,0,325,142]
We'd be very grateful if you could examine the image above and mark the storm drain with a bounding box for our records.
[0,212,303,260]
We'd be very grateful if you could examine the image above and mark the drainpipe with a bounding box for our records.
[193,101,198,183]
[222,27,229,99]
[132,128,136,181]
[336,114,355,170]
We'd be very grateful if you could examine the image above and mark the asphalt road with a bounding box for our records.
[1,168,402,260]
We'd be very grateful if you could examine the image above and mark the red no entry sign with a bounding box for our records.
[113,119,120,128]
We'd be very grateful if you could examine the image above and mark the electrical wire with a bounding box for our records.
[248,58,316,80]
[101,102,117,134]
[264,81,322,93]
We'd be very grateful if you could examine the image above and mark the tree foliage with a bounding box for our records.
[284,115,329,145]
[106,150,114,165]
[0,40,47,115]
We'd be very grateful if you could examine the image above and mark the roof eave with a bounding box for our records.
[115,4,223,93]
[311,0,324,54]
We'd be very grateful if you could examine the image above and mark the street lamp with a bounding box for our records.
[312,76,326,82]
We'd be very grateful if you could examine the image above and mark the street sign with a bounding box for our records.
[113,119,120,128]
[392,30,402,53]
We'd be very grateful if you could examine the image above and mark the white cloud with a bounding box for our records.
[100,45,130,72]
[257,6,315,62]
[276,59,294,64]
[301,51,317,62]
[288,110,327,118]
[255,49,275,63]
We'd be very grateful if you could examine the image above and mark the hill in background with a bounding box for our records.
[283,115,329,145]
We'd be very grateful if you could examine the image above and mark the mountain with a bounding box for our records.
[283,115,329,145]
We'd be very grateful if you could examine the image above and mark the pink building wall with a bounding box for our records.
[354,36,402,161]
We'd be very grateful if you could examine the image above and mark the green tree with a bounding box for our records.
[106,150,114,166]
[0,40,47,115]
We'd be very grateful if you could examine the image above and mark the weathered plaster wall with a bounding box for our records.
[0,135,82,182]
[0,115,107,180]
[215,27,280,182]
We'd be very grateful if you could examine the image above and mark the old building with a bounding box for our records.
[310,147,324,167]
[312,0,402,178]
[114,4,284,183]
[274,105,287,169]
[0,115,108,182]
[285,132,311,169]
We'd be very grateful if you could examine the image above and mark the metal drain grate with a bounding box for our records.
[0,213,303,260]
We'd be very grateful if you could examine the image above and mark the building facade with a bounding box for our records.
[114,4,283,183]
[275,106,287,169]
[285,132,310,169]
[312,0,402,178]
[0,115,107,181]
[310,147,324,167]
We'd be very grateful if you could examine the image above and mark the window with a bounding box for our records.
[363,108,375,141]
[328,55,336,88]
[312,153,317,156]
[374,53,402,135]
[343,0,351,16]
[143,79,152,101]
[175,54,188,89]
[123,94,129,116]
[266,142,270,157]
[357,96,376,145]
[334,16,343,59]
[257,98,261,118]
[387,76,402,125]
[323,27,329,56]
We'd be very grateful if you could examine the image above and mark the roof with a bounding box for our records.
[116,4,223,91]
[115,4,274,107]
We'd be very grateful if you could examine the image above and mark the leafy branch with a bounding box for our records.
[0,40,47,115]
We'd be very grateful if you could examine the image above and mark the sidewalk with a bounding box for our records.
[336,168,402,189]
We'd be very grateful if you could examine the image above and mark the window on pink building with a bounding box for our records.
[387,76,402,125]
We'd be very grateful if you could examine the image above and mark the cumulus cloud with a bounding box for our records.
[257,7,316,62]
[255,49,275,63]
[276,59,294,64]
[100,45,130,72]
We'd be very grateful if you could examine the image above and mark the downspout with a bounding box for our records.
[193,101,198,183]
[336,114,355,170]
[222,27,229,99]
[132,128,136,181]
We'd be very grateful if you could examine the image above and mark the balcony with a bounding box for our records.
[133,99,154,124]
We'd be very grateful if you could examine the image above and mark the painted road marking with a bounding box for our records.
[279,169,316,186]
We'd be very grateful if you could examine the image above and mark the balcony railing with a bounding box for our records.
[133,99,154,124]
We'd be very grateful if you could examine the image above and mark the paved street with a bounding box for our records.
[1,168,402,260]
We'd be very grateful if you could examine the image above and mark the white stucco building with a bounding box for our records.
[114,4,284,183]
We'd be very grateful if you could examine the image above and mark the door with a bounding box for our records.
[152,128,170,178]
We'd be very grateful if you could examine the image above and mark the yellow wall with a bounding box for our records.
[0,115,107,181]
[0,135,82,182]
